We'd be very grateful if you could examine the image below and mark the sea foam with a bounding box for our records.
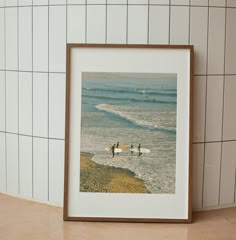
[96,104,176,134]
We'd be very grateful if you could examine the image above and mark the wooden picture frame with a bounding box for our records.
[64,44,194,223]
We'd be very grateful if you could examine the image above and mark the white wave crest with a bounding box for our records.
[96,104,175,133]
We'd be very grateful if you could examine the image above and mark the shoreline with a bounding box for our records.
[80,152,149,193]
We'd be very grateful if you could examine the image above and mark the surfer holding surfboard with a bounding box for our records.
[111,144,115,158]
[138,144,142,156]
[105,143,150,157]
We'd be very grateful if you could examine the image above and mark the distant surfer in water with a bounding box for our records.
[111,144,115,158]
[116,142,120,155]
[138,144,142,156]
[130,144,134,155]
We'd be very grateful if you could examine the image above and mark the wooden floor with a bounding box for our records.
[0,194,236,240]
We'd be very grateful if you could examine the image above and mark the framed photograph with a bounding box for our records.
[64,44,194,223]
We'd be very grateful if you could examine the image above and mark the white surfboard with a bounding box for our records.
[105,147,123,153]
[114,148,122,153]
[105,145,128,151]
[132,148,150,153]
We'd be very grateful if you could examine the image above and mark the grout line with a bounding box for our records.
[105,0,107,44]
[126,0,128,44]
[234,167,236,203]
[0,69,67,74]
[2,130,236,144]
[193,139,236,144]
[2,4,236,8]
[201,0,210,209]
[147,0,150,44]
[168,0,171,44]
[66,0,68,44]
[194,74,236,76]
[2,70,236,76]
[85,0,87,43]
[17,0,20,195]
[218,0,228,205]
[32,1,34,199]
[48,3,50,202]
[46,1,49,201]
[4,2,7,193]
[188,0,191,45]
[0,131,65,140]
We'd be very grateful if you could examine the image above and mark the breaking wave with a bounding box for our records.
[96,104,176,134]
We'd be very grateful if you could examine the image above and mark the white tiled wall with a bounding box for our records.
[33,6,49,72]
[19,135,33,198]
[149,5,169,44]
[19,6,32,71]
[0,1,236,210]
[33,73,48,138]
[19,72,32,135]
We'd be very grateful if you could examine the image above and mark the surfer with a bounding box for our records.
[130,144,134,155]
[111,144,115,158]
[138,144,142,156]
[116,142,120,155]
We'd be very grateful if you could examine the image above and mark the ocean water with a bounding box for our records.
[81,73,177,194]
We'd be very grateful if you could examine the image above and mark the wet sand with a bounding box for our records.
[80,152,149,193]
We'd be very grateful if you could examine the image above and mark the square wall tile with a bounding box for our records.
[0,9,5,69]
[49,6,66,72]
[6,133,19,195]
[223,76,236,140]
[207,7,225,75]
[87,5,106,43]
[33,6,48,72]
[19,136,33,198]
[0,133,6,192]
[205,76,224,142]
[220,141,236,205]
[107,5,127,44]
[170,6,189,44]
[0,71,5,131]
[203,142,221,208]
[33,73,48,138]
[0,0,4,7]
[190,6,208,75]
[192,143,204,210]
[19,6,33,71]
[33,137,48,201]
[225,8,236,74]
[49,73,66,139]
[5,7,18,70]
[67,5,86,43]
[6,71,18,133]
[192,76,206,143]
[19,72,32,135]
[149,5,169,44]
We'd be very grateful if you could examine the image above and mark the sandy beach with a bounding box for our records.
[80,152,149,193]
